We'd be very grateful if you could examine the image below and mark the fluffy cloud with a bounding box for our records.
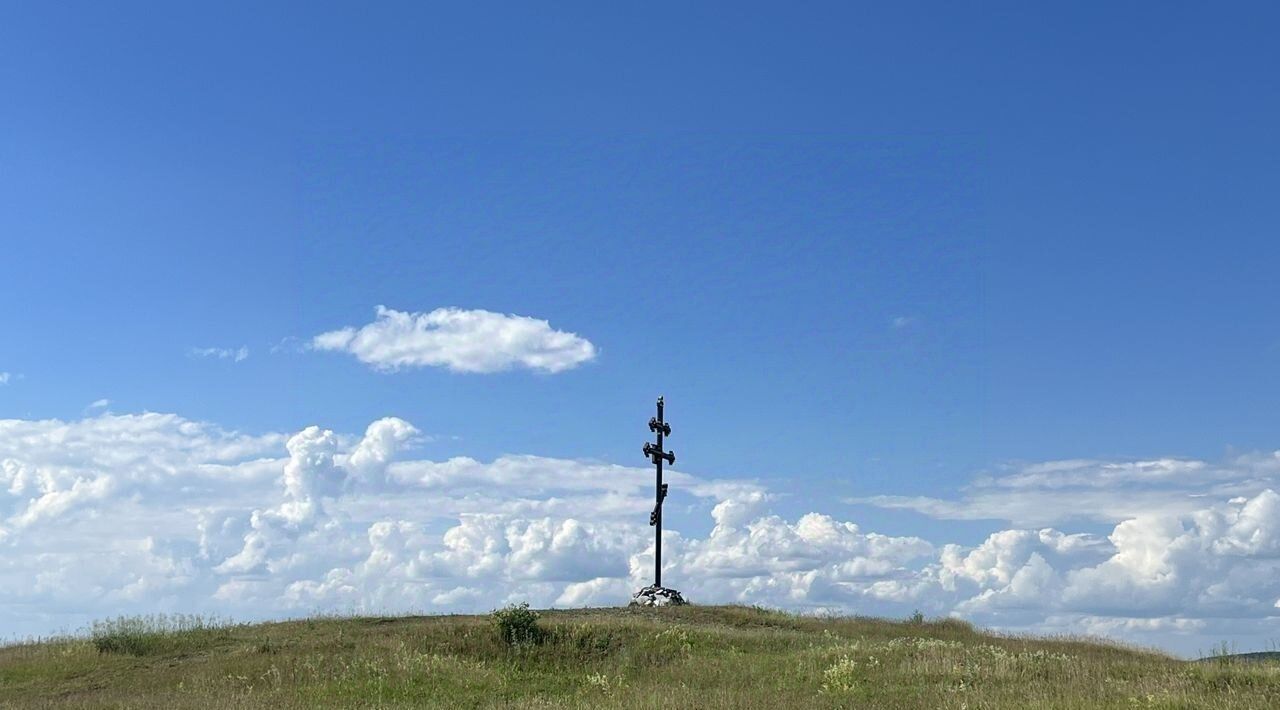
[6,411,1280,656]
[929,492,1280,641]
[213,426,341,576]
[0,412,284,534]
[312,306,597,373]
[344,417,421,484]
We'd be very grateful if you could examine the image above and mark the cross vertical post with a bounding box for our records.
[643,396,674,588]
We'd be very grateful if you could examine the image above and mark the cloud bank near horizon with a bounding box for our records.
[3,410,1280,656]
[312,306,597,374]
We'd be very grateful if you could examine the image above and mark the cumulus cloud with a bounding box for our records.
[312,306,597,373]
[189,346,250,362]
[929,492,1280,637]
[0,412,284,534]
[344,418,421,484]
[5,411,1280,656]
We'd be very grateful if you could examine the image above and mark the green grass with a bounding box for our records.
[2,605,1278,708]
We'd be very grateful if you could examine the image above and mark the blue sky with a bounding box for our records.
[2,2,1279,654]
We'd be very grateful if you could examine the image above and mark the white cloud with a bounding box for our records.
[312,306,597,374]
[5,411,1280,656]
[214,426,341,575]
[344,417,421,484]
[0,372,10,385]
[853,454,1280,527]
[269,337,305,355]
[86,399,111,410]
[189,346,250,362]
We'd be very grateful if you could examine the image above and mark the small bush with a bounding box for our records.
[492,602,544,646]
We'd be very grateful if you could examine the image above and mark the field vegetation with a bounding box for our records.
[1,605,1277,708]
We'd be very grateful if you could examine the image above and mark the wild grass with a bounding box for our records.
[0,605,1277,708]
[89,613,237,656]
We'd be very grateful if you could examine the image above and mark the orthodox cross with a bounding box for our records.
[642,396,675,588]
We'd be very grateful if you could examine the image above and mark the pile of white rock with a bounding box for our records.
[630,585,688,607]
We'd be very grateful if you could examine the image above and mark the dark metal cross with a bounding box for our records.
[642,396,675,588]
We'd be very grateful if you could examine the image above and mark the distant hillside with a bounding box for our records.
[1,605,1278,708]
[1198,650,1280,664]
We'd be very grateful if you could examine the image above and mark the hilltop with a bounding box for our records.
[1,605,1277,708]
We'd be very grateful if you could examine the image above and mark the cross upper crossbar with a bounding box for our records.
[648,417,672,436]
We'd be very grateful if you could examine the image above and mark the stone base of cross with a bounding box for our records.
[629,584,688,607]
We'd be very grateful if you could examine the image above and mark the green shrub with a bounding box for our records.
[491,602,544,646]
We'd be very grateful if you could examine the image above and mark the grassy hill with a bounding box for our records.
[2,605,1278,708]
